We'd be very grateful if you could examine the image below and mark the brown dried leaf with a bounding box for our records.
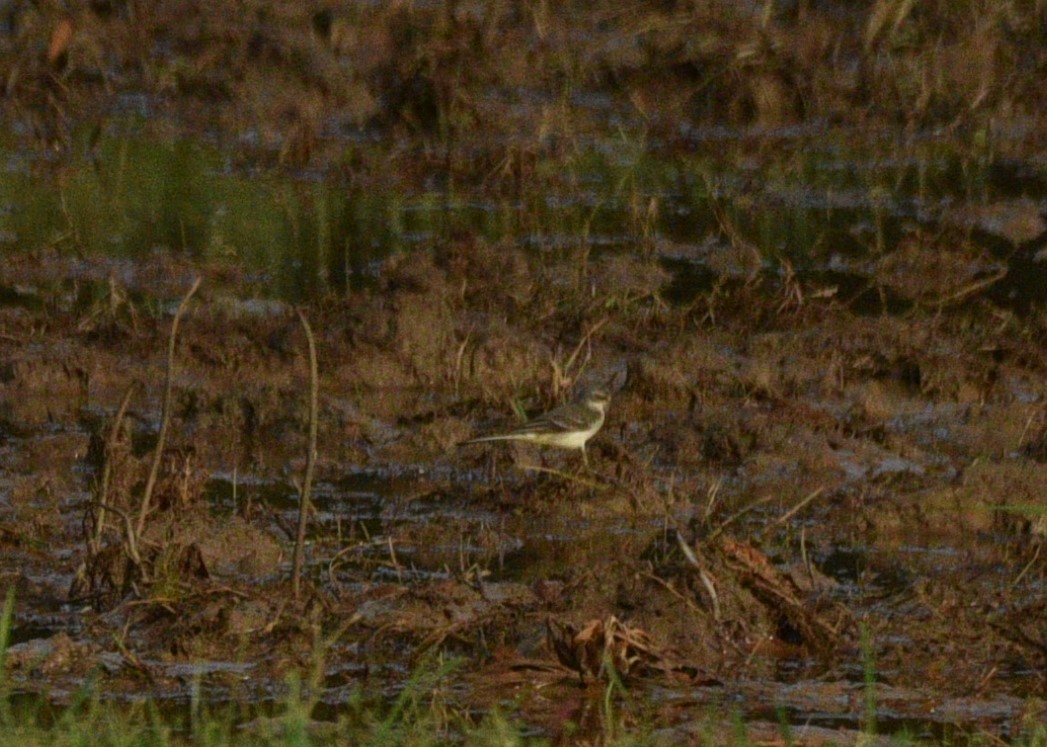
[547,615,680,682]
[48,18,75,66]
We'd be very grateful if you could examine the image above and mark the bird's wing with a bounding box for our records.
[512,404,590,435]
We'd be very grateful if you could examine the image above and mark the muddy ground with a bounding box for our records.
[1,239,1045,743]
[2,1,1047,744]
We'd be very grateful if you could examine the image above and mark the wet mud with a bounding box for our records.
[1,237,1045,743]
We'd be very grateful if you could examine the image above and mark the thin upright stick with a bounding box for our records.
[292,307,319,600]
[136,277,201,541]
[92,380,140,556]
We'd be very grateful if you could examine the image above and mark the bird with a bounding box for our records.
[461,388,611,466]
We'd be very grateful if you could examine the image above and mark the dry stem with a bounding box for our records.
[91,380,140,556]
[292,307,319,600]
[135,277,201,554]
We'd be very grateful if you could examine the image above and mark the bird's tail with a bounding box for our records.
[459,434,520,447]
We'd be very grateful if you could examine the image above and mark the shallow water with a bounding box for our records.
[3,124,1044,310]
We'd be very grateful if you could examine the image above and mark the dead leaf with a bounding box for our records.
[48,17,75,66]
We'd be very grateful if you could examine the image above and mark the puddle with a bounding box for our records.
[2,127,1045,314]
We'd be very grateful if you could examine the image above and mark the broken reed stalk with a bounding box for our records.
[87,500,142,570]
[91,380,140,557]
[292,307,319,601]
[135,277,201,543]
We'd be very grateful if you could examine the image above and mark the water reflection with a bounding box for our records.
[1,126,1044,305]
